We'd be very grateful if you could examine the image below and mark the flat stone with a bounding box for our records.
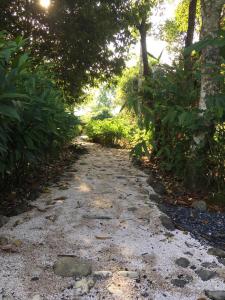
[171,279,189,288]
[153,182,166,195]
[127,207,138,212]
[208,248,225,258]
[108,284,123,296]
[93,271,112,279]
[160,215,175,231]
[117,271,139,279]
[0,235,9,246]
[195,269,217,281]
[31,269,42,281]
[149,194,161,202]
[201,262,218,269]
[205,291,225,300]
[191,200,207,211]
[53,257,92,278]
[0,215,9,227]
[175,257,190,268]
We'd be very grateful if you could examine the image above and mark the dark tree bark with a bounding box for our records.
[185,0,198,48]
[138,20,151,79]
[184,0,198,74]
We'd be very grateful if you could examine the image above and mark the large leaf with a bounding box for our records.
[0,104,20,120]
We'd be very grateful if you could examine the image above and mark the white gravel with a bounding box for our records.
[0,141,224,300]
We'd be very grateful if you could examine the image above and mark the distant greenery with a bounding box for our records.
[86,117,131,147]
[86,114,151,153]
[0,32,79,186]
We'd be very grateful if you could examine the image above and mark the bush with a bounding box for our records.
[118,60,225,192]
[0,32,79,185]
[86,117,132,147]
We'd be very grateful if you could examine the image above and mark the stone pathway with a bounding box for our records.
[0,141,225,300]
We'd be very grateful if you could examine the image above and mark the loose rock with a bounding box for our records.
[191,201,207,211]
[117,271,139,279]
[0,235,9,246]
[201,262,218,269]
[74,277,95,296]
[175,257,190,268]
[171,279,188,288]
[93,271,112,279]
[160,215,175,231]
[195,269,217,281]
[208,248,225,258]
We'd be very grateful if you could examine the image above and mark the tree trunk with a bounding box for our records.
[185,0,198,48]
[199,0,224,111]
[139,20,151,79]
[184,0,197,74]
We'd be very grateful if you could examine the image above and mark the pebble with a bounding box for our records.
[195,269,217,281]
[117,271,139,279]
[93,271,112,279]
[74,277,95,296]
[201,262,218,269]
[192,200,207,211]
[208,248,225,258]
[159,215,175,231]
[171,275,193,287]
[171,279,188,288]
[0,235,9,246]
[175,257,190,268]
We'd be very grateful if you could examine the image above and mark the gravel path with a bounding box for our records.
[0,141,225,300]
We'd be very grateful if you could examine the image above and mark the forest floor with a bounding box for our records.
[0,139,225,300]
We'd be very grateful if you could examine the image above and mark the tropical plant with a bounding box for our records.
[0,32,78,188]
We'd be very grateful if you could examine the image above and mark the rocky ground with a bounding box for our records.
[0,140,225,300]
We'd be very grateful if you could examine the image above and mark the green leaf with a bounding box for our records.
[0,104,20,120]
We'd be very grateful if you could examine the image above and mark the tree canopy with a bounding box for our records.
[0,0,133,100]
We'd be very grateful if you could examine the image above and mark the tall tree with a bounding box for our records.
[185,0,198,48]
[131,0,160,79]
[199,0,224,111]
[0,0,132,100]
[184,0,198,74]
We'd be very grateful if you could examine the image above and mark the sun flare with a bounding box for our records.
[40,0,50,9]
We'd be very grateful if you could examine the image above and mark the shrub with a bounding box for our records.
[0,32,79,186]
[86,117,132,147]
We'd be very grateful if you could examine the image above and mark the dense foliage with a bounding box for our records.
[86,117,131,147]
[117,34,225,193]
[0,32,78,188]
